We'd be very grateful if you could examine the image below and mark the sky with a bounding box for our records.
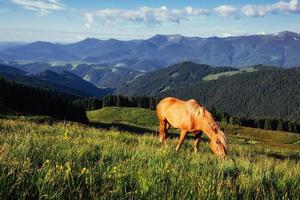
[0,0,300,42]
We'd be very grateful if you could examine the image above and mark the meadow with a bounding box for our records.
[0,108,299,199]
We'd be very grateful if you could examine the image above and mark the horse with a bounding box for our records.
[156,97,227,157]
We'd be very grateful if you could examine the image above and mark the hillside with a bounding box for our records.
[1,31,300,70]
[161,67,300,122]
[35,70,111,97]
[0,64,111,97]
[0,77,87,122]
[114,62,300,122]
[115,62,237,96]
[71,64,142,89]
[1,115,299,199]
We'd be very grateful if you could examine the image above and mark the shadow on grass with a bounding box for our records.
[89,121,208,141]
[266,153,300,161]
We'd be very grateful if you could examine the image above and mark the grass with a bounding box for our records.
[0,108,300,199]
[87,107,158,128]
[203,71,242,81]
[203,67,259,81]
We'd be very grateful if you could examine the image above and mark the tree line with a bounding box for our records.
[73,95,158,111]
[74,95,300,134]
[0,77,87,123]
[210,108,300,134]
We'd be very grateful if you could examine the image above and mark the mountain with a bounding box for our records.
[0,64,111,97]
[9,62,143,89]
[0,41,78,61]
[161,66,300,122]
[70,64,142,89]
[35,70,112,97]
[1,31,300,70]
[0,64,27,76]
[114,62,300,121]
[115,62,238,96]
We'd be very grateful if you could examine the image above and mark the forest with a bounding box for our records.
[0,77,87,123]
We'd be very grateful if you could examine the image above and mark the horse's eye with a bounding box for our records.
[216,140,221,144]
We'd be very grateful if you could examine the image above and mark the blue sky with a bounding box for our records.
[0,0,300,42]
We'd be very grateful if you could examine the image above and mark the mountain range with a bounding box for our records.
[6,62,142,89]
[1,31,300,70]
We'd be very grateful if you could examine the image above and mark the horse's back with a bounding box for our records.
[157,97,178,120]
[157,97,196,129]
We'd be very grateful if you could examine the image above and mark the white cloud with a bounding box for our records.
[214,5,239,18]
[257,31,267,35]
[10,0,64,15]
[83,6,209,28]
[242,0,300,17]
[218,30,247,37]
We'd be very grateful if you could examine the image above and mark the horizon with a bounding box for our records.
[1,30,299,44]
[0,0,300,42]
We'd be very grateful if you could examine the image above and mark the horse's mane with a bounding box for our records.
[186,99,219,133]
[218,130,227,150]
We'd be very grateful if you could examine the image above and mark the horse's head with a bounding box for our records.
[209,129,227,158]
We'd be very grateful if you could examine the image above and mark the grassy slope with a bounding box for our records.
[202,67,259,81]
[203,71,242,81]
[0,117,300,199]
[87,107,300,151]
[87,107,158,128]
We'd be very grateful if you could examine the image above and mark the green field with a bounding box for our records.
[87,107,158,128]
[87,107,300,150]
[0,108,300,199]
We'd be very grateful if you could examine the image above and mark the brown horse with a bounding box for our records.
[157,97,227,157]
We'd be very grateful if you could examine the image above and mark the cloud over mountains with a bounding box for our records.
[8,0,300,27]
[83,6,210,28]
[11,0,65,15]
[83,0,300,27]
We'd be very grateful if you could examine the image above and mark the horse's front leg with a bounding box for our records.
[193,132,203,153]
[176,129,188,152]
[159,121,167,146]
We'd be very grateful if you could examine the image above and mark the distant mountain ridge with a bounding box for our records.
[7,62,143,89]
[1,31,300,70]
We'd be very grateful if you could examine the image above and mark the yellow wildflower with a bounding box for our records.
[44,159,50,165]
[65,161,72,176]
[81,167,89,174]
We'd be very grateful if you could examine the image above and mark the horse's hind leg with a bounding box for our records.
[193,132,203,153]
[176,129,188,152]
[159,120,167,145]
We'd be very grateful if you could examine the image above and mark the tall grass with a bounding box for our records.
[0,118,299,199]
